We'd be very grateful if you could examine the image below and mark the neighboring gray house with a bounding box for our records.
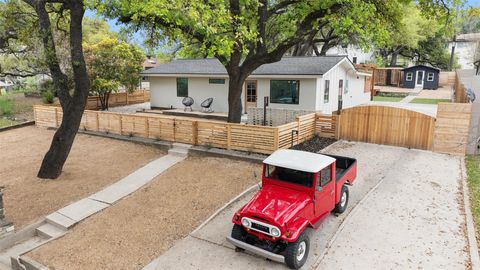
[402,65,440,90]
[141,56,372,114]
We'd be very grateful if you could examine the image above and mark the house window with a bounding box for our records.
[406,72,413,81]
[345,79,349,94]
[324,80,330,103]
[176,78,188,97]
[270,80,300,104]
[427,73,434,81]
[352,57,357,64]
[209,78,225,84]
[246,81,257,102]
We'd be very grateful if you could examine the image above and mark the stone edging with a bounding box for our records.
[0,121,35,133]
[460,158,480,269]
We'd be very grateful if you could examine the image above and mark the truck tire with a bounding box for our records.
[334,185,349,214]
[231,224,246,240]
[285,232,309,269]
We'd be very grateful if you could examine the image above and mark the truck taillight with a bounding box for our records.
[234,215,240,221]
[285,231,291,238]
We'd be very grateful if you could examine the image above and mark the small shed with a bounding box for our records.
[402,65,440,90]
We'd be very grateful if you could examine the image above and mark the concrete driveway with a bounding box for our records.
[144,142,469,270]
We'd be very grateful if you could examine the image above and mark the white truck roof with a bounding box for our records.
[263,149,335,173]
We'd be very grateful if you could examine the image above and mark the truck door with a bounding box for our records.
[315,164,336,216]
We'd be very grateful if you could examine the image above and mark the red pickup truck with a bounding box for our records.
[226,149,357,269]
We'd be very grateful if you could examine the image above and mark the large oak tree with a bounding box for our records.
[97,0,404,123]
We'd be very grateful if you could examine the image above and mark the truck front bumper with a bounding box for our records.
[226,236,285,263]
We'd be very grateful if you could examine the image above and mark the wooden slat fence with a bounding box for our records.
[84,90,150,110]
[34,104,473,156]
[433,103,472,156]
[337,106,435,150]
[454,72,468,103]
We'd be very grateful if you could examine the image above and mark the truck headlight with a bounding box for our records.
[241,218,250,228]
[270,227,280,237]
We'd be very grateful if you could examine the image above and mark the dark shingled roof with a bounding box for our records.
[402,65,440,72]
[141,56,347,76]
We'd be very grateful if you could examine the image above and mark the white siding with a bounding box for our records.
[150,76,318,112]
[318,60,370,114]
[148,61,369,114]
[150,77,233,112]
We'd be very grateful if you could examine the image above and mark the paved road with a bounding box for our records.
[144,142,469,270]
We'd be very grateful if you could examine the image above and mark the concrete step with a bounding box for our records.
[45,212,76,230]
[35,223,65,239]
[168,148,189,157]
[171,143,192,150]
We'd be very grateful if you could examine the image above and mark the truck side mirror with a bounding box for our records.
[316,186,323,192]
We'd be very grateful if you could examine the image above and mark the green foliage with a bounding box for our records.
[372,96,404,102]
[466,155,480,241]
[41,90,54,104]
[410,98,451,104]
[0,96,14,116]
[83,17,118,45]
[85,38,145,95]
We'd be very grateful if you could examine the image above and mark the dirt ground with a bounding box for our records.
[27,156,261,270]
[0,126,164,229]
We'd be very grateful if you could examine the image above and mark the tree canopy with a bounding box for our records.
[94,0,408,122]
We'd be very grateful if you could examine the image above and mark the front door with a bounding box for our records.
[315,165,335,219]
[415,70,425,88]
[244,80,257,113]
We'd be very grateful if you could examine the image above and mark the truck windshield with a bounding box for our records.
[264,164,314,187]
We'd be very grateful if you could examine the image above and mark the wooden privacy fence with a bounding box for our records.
[454,72,468,103]
[337,106,435,150]
[34,106,328,154]
[433,103,472,156]
[85,90,150,110]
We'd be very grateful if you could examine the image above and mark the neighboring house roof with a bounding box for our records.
[402,65,440,72]
[143,57,161,69]
[456,33,480,42]
[141,56,348,76]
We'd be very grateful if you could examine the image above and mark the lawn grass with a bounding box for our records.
[0,118,22,128]
[410,98,451,104]
[372,96,404,102]
[0,95,14,116]
[466,155,480,244]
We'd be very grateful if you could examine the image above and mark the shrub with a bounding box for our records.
[42,90,54,104]
[0,96,13,116]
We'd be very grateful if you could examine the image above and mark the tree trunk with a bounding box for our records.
[35,0,90,179]
[37,104,85,178]
[390,52,398,66]
[227,73,245,123]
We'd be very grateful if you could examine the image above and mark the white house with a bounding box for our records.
[326,44,375,65]
[448,33,480,69]
[142,56,371,114]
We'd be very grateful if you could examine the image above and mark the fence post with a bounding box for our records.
[296,117,301,144]
[126,92,129,105]
[145,117,149,138]
[335,114,341,140]
[227,125,231,150]
[119,115,123,135]
[96,112,100,131]
[274,128,279,150]
[192,121,198,145]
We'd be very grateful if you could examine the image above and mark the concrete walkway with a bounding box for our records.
[0,144,189,270]
[143,142,470,270]
[399,94,416,103]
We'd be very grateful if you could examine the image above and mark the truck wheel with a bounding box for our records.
[231,224,246,251]
[285,232,309,269]
[334,185,349,214]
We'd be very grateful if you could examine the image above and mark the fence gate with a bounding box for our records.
[338,105,435,150]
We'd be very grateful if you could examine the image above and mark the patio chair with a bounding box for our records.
[201,98,214,113]
[182,96,194,111]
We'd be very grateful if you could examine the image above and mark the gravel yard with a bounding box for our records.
[0,126,164,229]
[28,156,262,270]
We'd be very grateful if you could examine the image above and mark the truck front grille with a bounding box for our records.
[251,222,270,233]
